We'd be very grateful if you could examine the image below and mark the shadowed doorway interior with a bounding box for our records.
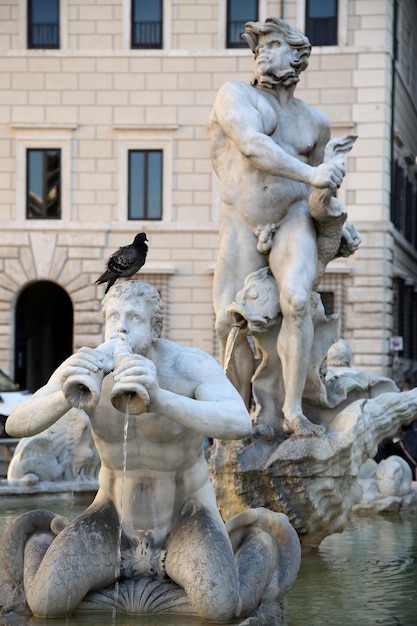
[14,281,73,392]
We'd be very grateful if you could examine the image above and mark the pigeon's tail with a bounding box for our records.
[104,277,117,294]
[96,269,118,294]
[96,269,114,284]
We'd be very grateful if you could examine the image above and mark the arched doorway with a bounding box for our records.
[14,281,73,392]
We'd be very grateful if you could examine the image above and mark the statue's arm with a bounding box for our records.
[211,82,343,190]
[157,360,252,440]
[6,347,106,438]
[6,383,72,438]
[116,348,252,440]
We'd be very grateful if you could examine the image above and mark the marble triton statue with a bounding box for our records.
[0,280,300,624]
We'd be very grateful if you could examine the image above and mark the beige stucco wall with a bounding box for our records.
[0,0,416,381]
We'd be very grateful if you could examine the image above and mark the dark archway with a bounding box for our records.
[14,281,73,392]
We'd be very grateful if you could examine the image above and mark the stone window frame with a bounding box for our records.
[127,149,163,221]
[131,0,163,50]
[14,124,75,223]
[19,0,68,50]
[122,0,172,50]
[27,0,60,49]
[225,0,259,49]
[298,0,348,47]
[115,125,177,224]
[26,147,62,219]
[304,0,338,47]
[219,0,267,50]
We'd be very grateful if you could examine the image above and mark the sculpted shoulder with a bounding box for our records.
[155,339,220,379]
[210,81,277,136]
[211,80,252,108]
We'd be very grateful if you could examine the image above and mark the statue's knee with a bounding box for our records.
[281,288,310,318]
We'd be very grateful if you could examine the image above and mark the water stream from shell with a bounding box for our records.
[64,395,86,621]
[112,396,130,623]
[223,326,241,375]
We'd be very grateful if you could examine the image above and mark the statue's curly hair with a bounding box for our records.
[242,17,311,71]
[101,280,164,338]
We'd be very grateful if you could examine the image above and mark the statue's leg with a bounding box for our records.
[25,503,120,618]
[235,525,277,615]
[269,205,324,437]
[0,509,58,584]
[165,498,240,623]
[0,509,60,614]
[226,508,301,622]
[214,212,264,405]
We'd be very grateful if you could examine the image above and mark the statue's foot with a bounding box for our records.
[283,413,325,438]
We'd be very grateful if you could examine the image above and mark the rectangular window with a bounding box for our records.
[318,291,334,316]
[226,0,258,48]
[393,277,416,359]
[26,149,61,219]
[131,0,162,49]
[391,160,405,233]
[28,0,59,49]
[391,159,417,251]
[128,150,162,220]
[393,0,399,61]
[305,0,337,46]
[317,273,346,333]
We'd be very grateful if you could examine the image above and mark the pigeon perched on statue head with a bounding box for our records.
[96,233,148,294]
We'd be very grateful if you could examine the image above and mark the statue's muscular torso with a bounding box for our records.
[88,343,222,547]
[209,81,329,228]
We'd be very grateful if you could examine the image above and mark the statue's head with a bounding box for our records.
[102,280,164,339]
[327,339,353,368]
[242,18,311,88]
[375,456,412,497]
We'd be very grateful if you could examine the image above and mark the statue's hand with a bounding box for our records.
[112,354,157,407]
[310,155,346,191]
[57,347,108,387]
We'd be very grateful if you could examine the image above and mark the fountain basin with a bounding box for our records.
[1,495,417,625]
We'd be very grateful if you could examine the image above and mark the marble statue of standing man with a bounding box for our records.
[209,17,354,437]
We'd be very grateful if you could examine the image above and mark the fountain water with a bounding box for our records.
[113,401,130,623]
[1,501,417,625]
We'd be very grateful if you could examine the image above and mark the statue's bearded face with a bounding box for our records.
[253,32,309,88]
[104,296,156,355]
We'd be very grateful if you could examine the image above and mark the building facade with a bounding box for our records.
[0,0,416,391]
